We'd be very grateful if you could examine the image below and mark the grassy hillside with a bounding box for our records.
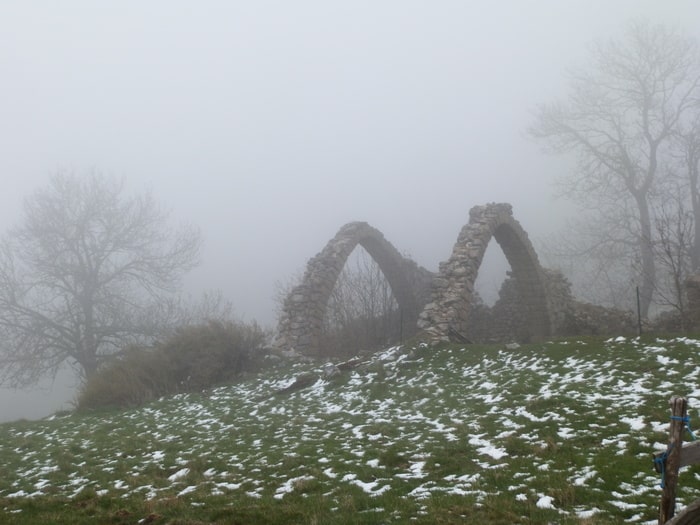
[2,336,700,524]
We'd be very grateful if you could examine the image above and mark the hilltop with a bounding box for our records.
[2,336,700,524]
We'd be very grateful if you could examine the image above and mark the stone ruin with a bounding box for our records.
[466,269,639,342]
[416,203,551,342]
[274,203,660,356]
[275,222,434,356]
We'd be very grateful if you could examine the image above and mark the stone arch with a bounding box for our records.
[276,222,433,356]
[418,203,552,342]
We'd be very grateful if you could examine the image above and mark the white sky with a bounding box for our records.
[1,0,700,420]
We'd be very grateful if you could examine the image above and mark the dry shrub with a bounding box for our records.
[77,346,170,410]
[162,320,265,391]
[77,320,266,410]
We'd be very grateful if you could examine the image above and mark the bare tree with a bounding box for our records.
[539,209,639,310]
[530,21,700,317]
[652,185,694,327]
[674,115,700,271]
[321,247,400,356]
[0,172,201,386]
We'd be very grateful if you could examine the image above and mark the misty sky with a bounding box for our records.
[2,1,700,421]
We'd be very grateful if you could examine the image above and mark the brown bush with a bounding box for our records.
[162,320,266,390]
[76,346,171,410]
[77,320,267,410]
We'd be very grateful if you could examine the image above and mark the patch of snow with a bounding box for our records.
[216,482,241,491]
[167,468,190,482]
[469,436,508,460]
[514,407,550,422]
[34,479,51,490]
[609,500,644,510]
[576,507,600,518]
[273,475,315,500]
[571,469,597,486]
[177,485,197,497]
[557,427,575,439]
[621,416,646,431]
[351,479,392,496]
[536,495,555,509]
[396,461,426,480]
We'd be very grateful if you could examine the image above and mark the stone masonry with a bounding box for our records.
[275,222,434,356]
[275,204,558,355]
[275,203,658,356]
[466,269,639,342]
[417,203,552,342]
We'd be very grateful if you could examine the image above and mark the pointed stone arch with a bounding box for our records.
[418,203,552,342]
[276,222,433,356]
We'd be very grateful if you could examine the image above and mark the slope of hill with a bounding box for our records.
[2,336,700,524]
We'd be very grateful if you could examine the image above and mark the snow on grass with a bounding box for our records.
[468,435,508,460]
[273,475,315,499]
[536,495,555,509]
[167,468,190,482]
[2,337,700,523]
[621,415,646,431]
[177,485,198,497]
[350,478,392,496]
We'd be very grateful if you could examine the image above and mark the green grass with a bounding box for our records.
[2,335,700,523]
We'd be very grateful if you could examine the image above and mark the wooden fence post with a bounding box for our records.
[659,397,688,524]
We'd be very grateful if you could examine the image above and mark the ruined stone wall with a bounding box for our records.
[463,268,637,343]
[275,203,651,357]
[462,268,572,343]
[417,203,552,343]
[275,222,434,356]
[463,279,531,343]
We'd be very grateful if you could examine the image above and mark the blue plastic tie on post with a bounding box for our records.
[655,442,676,489]
[654,412,696,490]
[654,450,669,488]
[671,415,698,441]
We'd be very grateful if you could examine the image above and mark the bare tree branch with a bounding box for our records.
[0,171,202,386]
[530,20,700,317]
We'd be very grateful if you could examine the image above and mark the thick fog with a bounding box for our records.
[2,1,699,422]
